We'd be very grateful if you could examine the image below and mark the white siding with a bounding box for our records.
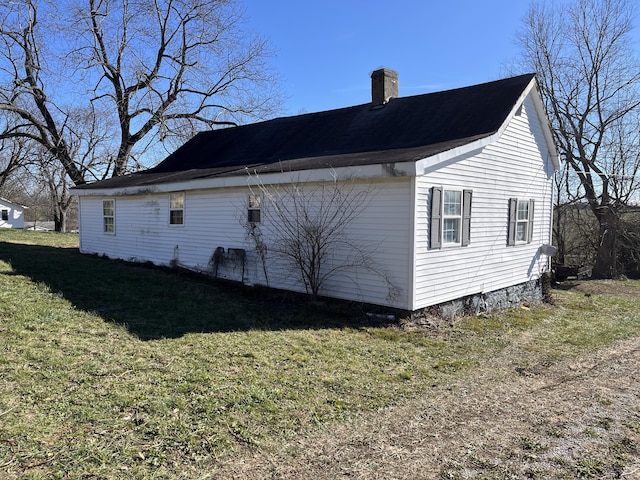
[78,178,413,309]
[79,188,253,270]
[412,94,555,309]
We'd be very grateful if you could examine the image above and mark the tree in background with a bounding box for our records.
[0,136,33,191]
[0,0,281,186]
[517,0,640,278]
[34,154,75,232]
[552,162,598,267]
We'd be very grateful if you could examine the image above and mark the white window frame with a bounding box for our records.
[169,192,185,226]
[516,200,529,243]
[442,189,463,246]
[248,194,261,224]
[103,199,115,234]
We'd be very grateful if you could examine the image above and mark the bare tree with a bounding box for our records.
[77,0,281,176]
[0,136,33,191]
[247,173,399,302]
[0,1,87,185]
[33,154,74,232]
[1,100,115,230]
[0,0,281,184]
[516,0,640,278]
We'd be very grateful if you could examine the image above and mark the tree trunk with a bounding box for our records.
[113,143,132,177]
[553,207,566,265]
[54,210,63,232]
[592,208,619,278]
[53,204,68,232]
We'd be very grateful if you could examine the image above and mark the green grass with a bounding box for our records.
[1,229,640,478]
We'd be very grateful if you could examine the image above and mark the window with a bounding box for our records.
[169,192,185,225]
[248,194,261,223]
[430,187,472,248]
[1,209,8,221]
[442,190,462,244]
[103,199,115,234]
[508,198,535,245]
[516,201,529,242]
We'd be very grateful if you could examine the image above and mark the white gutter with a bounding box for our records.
[71,161,417,197]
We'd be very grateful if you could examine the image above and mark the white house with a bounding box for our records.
[72,70,560,312]
[0,198,27,229]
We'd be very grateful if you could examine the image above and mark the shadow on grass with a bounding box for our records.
[0,241,390,340]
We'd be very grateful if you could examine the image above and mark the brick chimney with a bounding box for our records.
[371,68,398,106]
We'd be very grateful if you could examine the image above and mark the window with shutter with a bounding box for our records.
[508,198,535,245]
[430,187,472,249]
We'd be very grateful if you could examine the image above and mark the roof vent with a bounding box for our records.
[371,68,398,106]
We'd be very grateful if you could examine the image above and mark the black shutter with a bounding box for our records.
[507,198,517,246]
[462,189,472,246]
[527,199,535,243]
[430,187,442,249]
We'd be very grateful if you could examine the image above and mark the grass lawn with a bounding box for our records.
[1,229,639,479]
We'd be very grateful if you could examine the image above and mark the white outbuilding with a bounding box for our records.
[0,197,27,229]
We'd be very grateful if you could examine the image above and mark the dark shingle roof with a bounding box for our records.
[78,73,536,190]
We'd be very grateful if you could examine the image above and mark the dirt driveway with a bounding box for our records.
[213,332,640,479]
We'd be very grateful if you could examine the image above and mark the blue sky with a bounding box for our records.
[243,1,536,115]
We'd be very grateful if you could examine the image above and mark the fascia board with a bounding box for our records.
[70,162,415,197]
[527,82,561,171]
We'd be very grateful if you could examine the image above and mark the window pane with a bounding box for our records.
[517,201,529,221]
[170,210,184,225]
[104,217,114,233]
[103,200,114,216]
[170,193,184,209]
[249,195,261,208]
[443,218,460,243]
[516,222,527,242]
[247,209,261,223]
[443,191,461,216]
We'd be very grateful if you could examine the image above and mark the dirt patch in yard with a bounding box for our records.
[212,322,640,479]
